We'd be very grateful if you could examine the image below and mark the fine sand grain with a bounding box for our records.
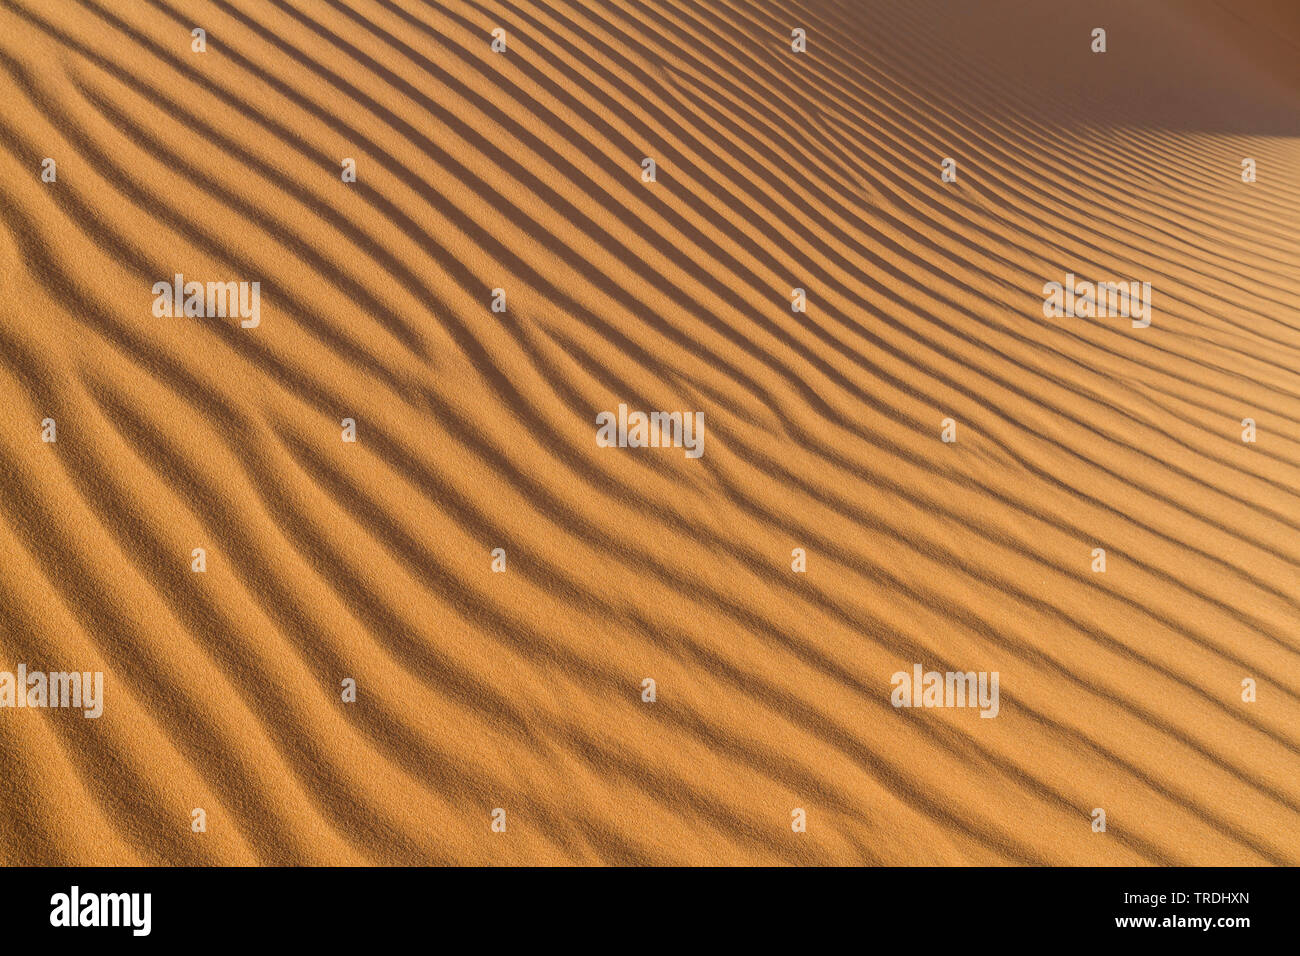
[0,0,1297,865]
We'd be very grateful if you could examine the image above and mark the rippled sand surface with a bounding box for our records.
[1,0,1297,864]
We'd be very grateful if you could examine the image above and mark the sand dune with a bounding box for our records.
[0,0,1297,865]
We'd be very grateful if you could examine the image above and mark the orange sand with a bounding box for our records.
[0,0,1297,865]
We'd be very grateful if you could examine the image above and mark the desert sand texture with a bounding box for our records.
[0,0,1298,865]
